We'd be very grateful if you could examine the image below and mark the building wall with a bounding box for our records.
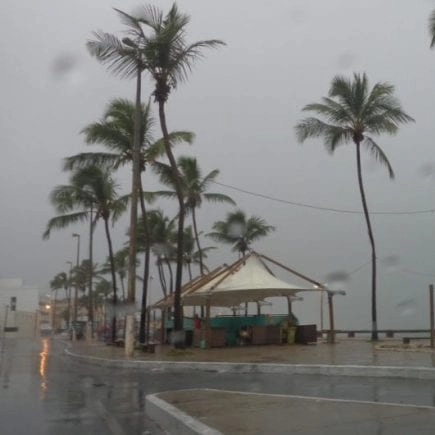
[0,278,40,338]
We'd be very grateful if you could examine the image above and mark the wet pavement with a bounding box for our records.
[67,336,435,434]
[0,338,164,434]
[4,336,435,434]
[157,389,435,435]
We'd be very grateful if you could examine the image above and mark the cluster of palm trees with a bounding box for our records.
[43,2,276,344]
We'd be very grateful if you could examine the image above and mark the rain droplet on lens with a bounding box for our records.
[51,52,84,86]
[418,163,435,181]
[228,223,244,239]
[395,298,417,317]
[380,255,400,272]
[324,270,350,289]
[52,53,77,78]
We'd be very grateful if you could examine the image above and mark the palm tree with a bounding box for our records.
[135,3,225,336]
[152,156,235,276]
[207,209,275,256]
[99,248,131,301]
[87,8,150,305]
[50,272,69,330]
[137,209,177,299]
[182,225,215,280]
[64,98,193,342]
[295,73,414,341]
[43,166,128,341]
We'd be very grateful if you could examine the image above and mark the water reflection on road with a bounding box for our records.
[39,338,49,399]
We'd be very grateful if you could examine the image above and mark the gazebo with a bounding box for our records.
[153,251,343,346]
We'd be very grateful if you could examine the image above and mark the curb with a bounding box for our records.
[64,348,435,380]
[146,393,222,435]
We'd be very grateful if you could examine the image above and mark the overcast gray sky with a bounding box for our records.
[2,0,435,329]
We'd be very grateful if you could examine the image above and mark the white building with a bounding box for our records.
[0,278,40,338]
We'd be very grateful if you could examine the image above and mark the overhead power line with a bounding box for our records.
[212,181,435,216]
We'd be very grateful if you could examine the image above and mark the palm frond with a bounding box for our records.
[134,4,164,30]
[111,195,129,223]
[295,118,352,152]
[147,190,178,200]
[81,123,131,152]
[87,31,138,78]
[328,74,355,113]
[168,39,225,86]
[43,212,89,240]
[113,8,147,41]
[152,161,177,187]
[363,137,395,179]
[149,130,194,161]
[203,193,236,205]
[63,152,120,171]
[206,231,235,244]
[303,99,352,124]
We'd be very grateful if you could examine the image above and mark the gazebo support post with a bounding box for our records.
[205,300,211,349]
[257,302,261,316]
[160,309,165,345]
[327,291,335,344]
[287,297,293,320]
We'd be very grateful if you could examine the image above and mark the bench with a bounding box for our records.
[141,343,156,353]
[402,337,430,344]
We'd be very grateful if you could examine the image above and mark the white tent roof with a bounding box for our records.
[181,253,322,307]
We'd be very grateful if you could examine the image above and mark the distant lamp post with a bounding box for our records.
[72,233,80,323]
[66,261,73,328]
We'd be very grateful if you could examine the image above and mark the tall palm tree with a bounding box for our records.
[135,3,225,336]
[207,209,275,256]
[43,166,128,341]
[152,156,235,275]
[64,98,193,342]
[295,73,414,341]
[87,8,149,305]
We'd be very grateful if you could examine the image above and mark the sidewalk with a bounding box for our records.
[65,338,435,435]
[68,337,435,368]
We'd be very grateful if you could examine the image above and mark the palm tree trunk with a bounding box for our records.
[119,273,125,301]
[127,66,142,303]
[165,257,174,295]
[355,141,378,341]
[158,101,186,335]
[187,262,193,281]
[53,289,58,330]
[88,207,94,332]
[139,181,151,343]
[191,207,204,275]
[103,217,118,343]
[157,261,168,298]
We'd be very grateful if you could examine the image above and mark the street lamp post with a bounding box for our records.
[66,261,73,328]
[72,233,80,324]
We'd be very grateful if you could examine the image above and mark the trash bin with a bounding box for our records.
[287,326,297,345]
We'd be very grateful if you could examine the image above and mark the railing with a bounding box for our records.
[321,329,432,338]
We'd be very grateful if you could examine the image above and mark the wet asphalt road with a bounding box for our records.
[2,338,435,434]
